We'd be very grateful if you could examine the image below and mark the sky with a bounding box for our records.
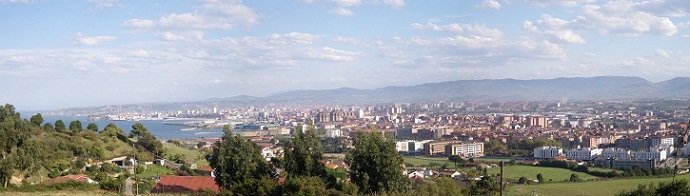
[1,0,690,111]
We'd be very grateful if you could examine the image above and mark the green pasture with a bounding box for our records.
[507,174,690,196]
[487,165,598,182]
[403,156,458,168]
[138,164,176,178]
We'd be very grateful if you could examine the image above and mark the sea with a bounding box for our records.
[39,115,225,140]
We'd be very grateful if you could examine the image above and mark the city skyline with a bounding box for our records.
[2,0,690,110]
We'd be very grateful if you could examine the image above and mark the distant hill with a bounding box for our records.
[51,76,690,114]
[246,76,658,104]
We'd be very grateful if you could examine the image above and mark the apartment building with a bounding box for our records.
[445,142,484,157]
[566,147,603,161]
[533,146,563,159]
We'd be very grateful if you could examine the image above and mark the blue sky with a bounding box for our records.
[1,0,690,110]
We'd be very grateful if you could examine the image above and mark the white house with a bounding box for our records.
[534,146,563,158]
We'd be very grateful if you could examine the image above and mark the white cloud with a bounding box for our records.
[74,32,117,46]
[268,32,322,44]
[480,0,501,9]
[677,21,690,28]
[656,49,670,58]
[300,0,404,16]
[330,7,354,16]
[377,0,404,8]
[123,0,258,33]
[162,31,204,41]
[523,2,679,39]
[305,47,360,62]
[87,0,123,8]
[581,4,678,36]
[523,0,595,7]
[523,15,586,44]
[0,0,34,3]
[410,22,502,39]
[333,0,361,7]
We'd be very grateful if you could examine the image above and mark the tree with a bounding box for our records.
[484,140,507,156]
[0,104,31,188]
[29,113,43,126]
[345,131,409,194]
[86,123,99,132]
[518,176,528,184]
[55,120,67,132]
[537,173,544,183]
[280,176,329,195]
[467,176,500,196]
[569,173,581,182]
[69,120,83,133]
[617,180,690,196]
[209,126,274,192]
[129,123,163,157]
[284,123,326,178]
[449,155,464,169]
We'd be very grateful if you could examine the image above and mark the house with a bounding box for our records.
[42,174,97,185]
[408,171,424,179]
[151,176,220,194]
[196,166,215,177]
[439,170,463,180]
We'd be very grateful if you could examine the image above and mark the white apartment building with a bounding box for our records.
[566,147,603,161]
[633,149,667,161]
[446,142,484,157]
[533,146,563,158]
[600,148,631,159]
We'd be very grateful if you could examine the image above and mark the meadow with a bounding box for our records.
[507,174,690,196]
[486,165,598,182]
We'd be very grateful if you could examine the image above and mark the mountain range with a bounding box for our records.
[206,76,690,105]
[50,76,690,114]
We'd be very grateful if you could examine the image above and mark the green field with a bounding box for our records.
[138,164,176,178]
[507,174,690,196]
[487,165,598,182]
[163,143,209,166]
[403,156,458,168]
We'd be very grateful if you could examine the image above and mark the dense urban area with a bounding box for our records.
[4,99,690,195]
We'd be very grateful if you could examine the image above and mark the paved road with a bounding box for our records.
[124,177,133,196]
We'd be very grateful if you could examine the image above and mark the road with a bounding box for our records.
[124,177,133,196]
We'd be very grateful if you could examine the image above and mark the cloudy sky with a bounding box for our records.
[1,0,690,110]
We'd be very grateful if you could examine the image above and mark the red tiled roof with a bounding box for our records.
[42,174,91,185]
[151,176,220,193]
[198,166,213,172]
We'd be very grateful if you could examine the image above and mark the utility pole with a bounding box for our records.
[133,143,138,196]
[500,161,504,196]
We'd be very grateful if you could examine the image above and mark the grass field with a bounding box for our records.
[138,164,176,178]
[487,165,598,182]
[163,143,209,167]
[403,156,459,168]
[508,174,690,196]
